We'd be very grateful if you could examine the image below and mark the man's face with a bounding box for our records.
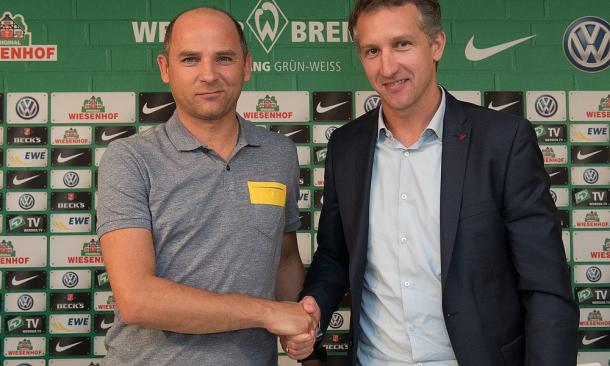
[355,3,445,115]
[157,10,251,123]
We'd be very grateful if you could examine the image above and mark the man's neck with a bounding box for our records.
[382,86,442,147]
[177,110,239,162]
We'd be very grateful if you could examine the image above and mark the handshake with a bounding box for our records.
[267,296,321,360]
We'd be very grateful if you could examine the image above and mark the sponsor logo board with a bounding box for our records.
[534,124,566,143]
[299,167,311,186]
[572,167,610,185]
[0,11,57,61]
[6,214,47,233]
[484,91,523,116]
[94,270,110,289]
[328,311,350,331]
[139,92,175,122]
[4,292,46,312]
[5,270,46,290]
[0,236,47,267]
[578,351,610,365]
[95,125,136,145]
[580,308,610,327]
[237,92,309,122]
[569,91,610,121]
[94,335,107,355]
[573,189,610,207]
[563,16,610,73]
[50,292,91,312]
[51,192,92,211]
[51,170,92,189]
[297,232,311,265]
[269,124,310,143]
[449,91,481,106]
[313,167,325,187]
[313,91,352,122]
[575,265,610,284]
[49,336,91,356]
[550,187,569,207]
[298,189,311,209]
[95,147,106,167]
[7,126,47,145]
[573,231,610,261]
[51,92,136,123]
[355,91,381,118]
[571,124,609,143]
[547,167,568,185]
[6,148,47,167]
[3,336,46,357]
[6,170,46,189]
[6,192,47,211]
[94,313,115,333]
[50,213,92,233]
[580,330,610,349]
[573,210,610,228]
[51,126,92,145]
[313,124,342,144]
[321,332,350,352]
[7,93,48,123]
[51,148,92,167]
[50,269,91,290]
[540,145,567,164]
[299,212,311,231]
[94,291,116,312]
[50,314,91,334]
[296,145,310,165]
[5,315,45,334]
[526,92,566,121]
[577,287,610,305]
[50,236,103,267]
[572,145,610,164]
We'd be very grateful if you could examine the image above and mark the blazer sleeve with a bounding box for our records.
[502,118,579,366]
[300,135,351,334]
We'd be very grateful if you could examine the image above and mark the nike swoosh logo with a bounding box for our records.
[577,150,603,160]
[488,100,520,111]
[12,174,40,186]
[142,101,175,115]
[101,319,113,329]
[316,101,349,114]
[55,341,83,353]
[57,152,84,163]
[465,34,536,61]
[101,130,128,141]
[549,171,561,177]
[280,129,303,137]
[11,275,39,286]
[582,334,608,345]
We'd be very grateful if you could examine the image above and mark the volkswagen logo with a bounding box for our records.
[329,312,344,329]
[563,16,610,72]
[325,126,337,140]
[586,266,602,282]
[534,95,558,118]
[62,271,79,288]
[17,294,34,310]
[63,171,80,187]
[364,94,381,112]
[584,168,600,184]
[15,96,39,120]
[18,193,35,210]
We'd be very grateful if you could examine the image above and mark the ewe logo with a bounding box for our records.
[246,0,289,54]
[563,16,610,72]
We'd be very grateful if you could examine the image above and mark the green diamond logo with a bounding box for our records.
[246,0,289,54]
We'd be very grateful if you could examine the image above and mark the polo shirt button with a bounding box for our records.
[403,151,409,157]
[400,193,407,200]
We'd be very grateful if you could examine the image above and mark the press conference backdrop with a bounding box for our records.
[0,0,608,364]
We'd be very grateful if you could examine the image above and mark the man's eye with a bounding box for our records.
[365,48,379,57]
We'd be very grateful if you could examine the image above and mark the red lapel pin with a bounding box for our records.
[458,132,466,141]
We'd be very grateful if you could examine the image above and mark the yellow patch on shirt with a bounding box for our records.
[247,181,287,207]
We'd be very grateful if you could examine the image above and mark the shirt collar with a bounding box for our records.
[377,86,446,143]
[166,111,263,152]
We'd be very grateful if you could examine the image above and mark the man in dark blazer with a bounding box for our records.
[281,0,578,365]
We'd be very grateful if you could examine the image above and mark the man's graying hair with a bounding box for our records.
[161,7,249,60]
[348,0,443,42]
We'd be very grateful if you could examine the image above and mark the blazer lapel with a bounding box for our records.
[440,93,471,289]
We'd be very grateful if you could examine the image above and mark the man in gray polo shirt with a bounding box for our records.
[96,7,316,365]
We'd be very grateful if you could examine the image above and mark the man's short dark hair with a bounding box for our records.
[161,7,249,60]
[348,0,443,43]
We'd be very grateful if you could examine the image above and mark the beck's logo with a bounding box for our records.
[246,0,289,54]
[8,127,47,145]
[563,16,610,72]
[0,12,58,61]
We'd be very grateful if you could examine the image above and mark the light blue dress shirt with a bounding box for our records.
[357,88,458,366]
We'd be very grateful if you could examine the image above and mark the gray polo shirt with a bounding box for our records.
[96,112,300,366]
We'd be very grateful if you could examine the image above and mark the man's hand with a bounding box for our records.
[280,296,321,360]
[265,301,316,336]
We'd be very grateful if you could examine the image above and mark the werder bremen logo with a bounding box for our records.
[246,0,289,54]
[534,126,545,137]
[9,215,26,231]
[7,316,25,332]
[82,96,105,113]
[81,239,102,256]
[575,190,592,204]
[578,288,594,303]
[256,95,279,111]
[0,240,16,257]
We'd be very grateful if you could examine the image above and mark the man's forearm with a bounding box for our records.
[276,244,306,301]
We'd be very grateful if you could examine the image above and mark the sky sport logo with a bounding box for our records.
[246,0,289,54]
[563,16,610,72]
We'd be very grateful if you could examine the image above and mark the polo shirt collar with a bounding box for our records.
[166,111,263,152]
